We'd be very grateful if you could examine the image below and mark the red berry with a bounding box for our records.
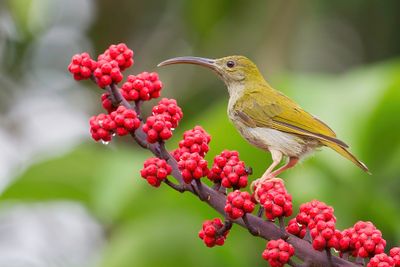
[262,239,295,267]
[208,150,239,182]
[97,43,134,70]
[68,52,97,80]
[198,218,229,248]
[89,113,116,142]
[142,114,173,143]
[367,253,395,267]
[339,221,386,258]
[253,180,292,220]
[208,150,250,189]
[296,200,336,228]
[152,98,183,128]
[174,126,211,159]
[291,200,340,251]
[286,218,306,238]
[140,158,172,187]
[109,106,140,136]
[177,152,208,183]
[121,72,163,102]
[225,190,255,220]
[390,247,400,267]
[94,60,123,88]
[310,222,342,251]
[101,93,116,113]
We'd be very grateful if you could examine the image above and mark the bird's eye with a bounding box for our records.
[226,60,235,68]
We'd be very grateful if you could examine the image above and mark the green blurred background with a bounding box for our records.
[0,0,399,266]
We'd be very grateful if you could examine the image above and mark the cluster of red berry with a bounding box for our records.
[262,239,295,267]
[177,152,209,183]
[367,253,394,267]
[340,221,386,258]
[224,190,255,220]
[175,126,211,158]
[365,247,400,267]
[168,126,212,183]
[292,200,340,251]
[152,98,183,128]
[89,106,140,142]
[140,158,172,187]
[208,150,249,189]
[110,106,141,136]
[390,247,400,266]
[68,43,174,145]
[68,52,97,80]
[253,179,293,220]
[198,218,230,247]
[98,43,133,70]
[89,113,116,142]
[121,72,162,101]
[94,59,123,88]
[142,114,173,143]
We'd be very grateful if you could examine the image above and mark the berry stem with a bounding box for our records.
[257,206,264,218]
[287,259,303,267]
[355,257,365,265]
[217,219,233,236]
[304,228,312,243]
[134,100,143,118]
[164,178,185,193]
[326,248,333,267]
[279,216,285,231]
[212,182,221,191]
[110,83,131,108]
[278,217,289,239]
[105,86,118,106]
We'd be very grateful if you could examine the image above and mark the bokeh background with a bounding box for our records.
[1,0,400,266]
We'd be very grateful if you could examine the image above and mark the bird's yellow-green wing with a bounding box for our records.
[233,89,349,148]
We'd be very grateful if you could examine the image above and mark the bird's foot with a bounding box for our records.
[251,175,284,203]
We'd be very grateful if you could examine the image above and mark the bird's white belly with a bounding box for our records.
[237,126,319,158]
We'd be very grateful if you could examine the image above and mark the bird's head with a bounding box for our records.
[158,55,263,90]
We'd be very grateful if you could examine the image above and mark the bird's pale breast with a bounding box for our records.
[231,118,321,158]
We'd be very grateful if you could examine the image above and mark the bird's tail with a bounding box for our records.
[321,141,370,174]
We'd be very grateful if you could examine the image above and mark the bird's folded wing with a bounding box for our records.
[234,91,349,148]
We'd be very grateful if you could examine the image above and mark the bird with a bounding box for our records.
[157,55,370,187]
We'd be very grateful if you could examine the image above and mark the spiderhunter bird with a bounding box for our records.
[158,56,369,188]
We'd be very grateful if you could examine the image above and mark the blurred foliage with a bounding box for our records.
[1,0,400,267]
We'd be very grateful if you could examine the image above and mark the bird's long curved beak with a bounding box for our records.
[157,56,217,70]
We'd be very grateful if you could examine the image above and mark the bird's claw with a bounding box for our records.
[251,175,284,203]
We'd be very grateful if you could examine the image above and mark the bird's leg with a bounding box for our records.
[261,149,283,180]
[251,150,283,200]
[268,157,299,178]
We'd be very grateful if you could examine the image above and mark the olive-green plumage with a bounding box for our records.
[158,55,369,178]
